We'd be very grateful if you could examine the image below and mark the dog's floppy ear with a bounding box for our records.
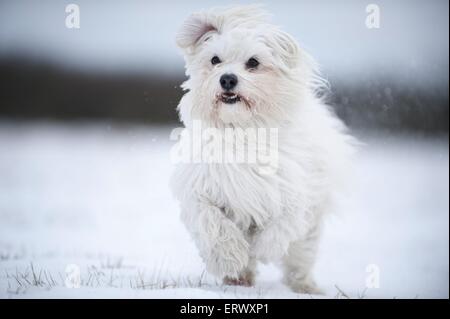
[268,29,300,69]
[176,12,218,52]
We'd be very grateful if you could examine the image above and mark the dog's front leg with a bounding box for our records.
[253,220,293,263]
[182,199,250,279]
[253,210,305,263]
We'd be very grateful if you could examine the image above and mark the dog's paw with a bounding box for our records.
[223,275,253,287]
[205,230,249,278]
[253,226,290,263]
[287,277,323,295]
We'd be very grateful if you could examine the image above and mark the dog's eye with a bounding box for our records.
[246,57,259,69]
[211,56,221,65]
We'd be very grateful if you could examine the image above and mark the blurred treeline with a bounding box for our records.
[0,56,448,134]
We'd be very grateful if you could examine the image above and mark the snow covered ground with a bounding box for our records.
[0,122,448,299]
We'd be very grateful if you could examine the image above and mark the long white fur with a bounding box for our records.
[170,5,355,293]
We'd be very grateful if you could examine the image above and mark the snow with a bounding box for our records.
[0,122,448,299]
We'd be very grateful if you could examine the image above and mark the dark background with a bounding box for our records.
[0,57,448,134]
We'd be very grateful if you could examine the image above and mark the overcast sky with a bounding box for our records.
[0,0,448,86]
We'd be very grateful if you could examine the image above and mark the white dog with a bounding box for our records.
[170,5,354,294]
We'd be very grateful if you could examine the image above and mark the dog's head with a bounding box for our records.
[176,5,320,127]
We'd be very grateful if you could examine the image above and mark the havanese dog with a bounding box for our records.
[170,5,355,294]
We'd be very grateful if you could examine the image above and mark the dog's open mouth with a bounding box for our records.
[220,92,241,104]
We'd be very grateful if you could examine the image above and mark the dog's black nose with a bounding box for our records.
[220,74,238,91]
